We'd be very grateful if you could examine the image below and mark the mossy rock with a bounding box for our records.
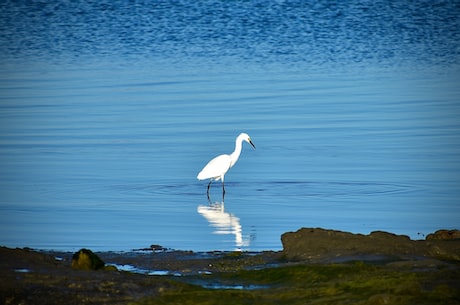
[426,229,460,240]
[71,248,105,270]
[281,227,460,261]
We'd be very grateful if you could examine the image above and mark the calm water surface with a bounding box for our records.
[1,1,459,251]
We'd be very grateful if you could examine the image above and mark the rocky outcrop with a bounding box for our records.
[281,227,460,261]
[426,229,460,240]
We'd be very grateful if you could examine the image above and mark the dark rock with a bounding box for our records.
[369,230,410,241]
[426,229,460,240]
[281,227,460,261]
[71,249,105,270]
[150,244,167,251]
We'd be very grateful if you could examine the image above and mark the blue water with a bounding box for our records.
[1,0,459,251]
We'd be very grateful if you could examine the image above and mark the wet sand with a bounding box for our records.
[1,228,459,305]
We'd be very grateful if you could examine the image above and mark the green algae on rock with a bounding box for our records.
[2,228,460,305]
[71,248,105,270]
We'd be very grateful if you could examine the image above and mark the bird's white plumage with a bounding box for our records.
[197,154,231,181]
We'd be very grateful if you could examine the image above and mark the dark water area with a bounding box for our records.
[1,1,459,69]
[1,0,459,251]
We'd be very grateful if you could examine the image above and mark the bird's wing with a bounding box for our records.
[197,154,232,180]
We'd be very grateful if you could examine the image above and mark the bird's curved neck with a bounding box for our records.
[230,138,243,168]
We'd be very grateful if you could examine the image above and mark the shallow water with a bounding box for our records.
[1,0,459,251]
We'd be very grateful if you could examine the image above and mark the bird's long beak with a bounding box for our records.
[249,139,256,149]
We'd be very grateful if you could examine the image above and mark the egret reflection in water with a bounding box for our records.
[197,200,250,250]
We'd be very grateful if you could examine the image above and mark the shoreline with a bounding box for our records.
[2,227,459,305]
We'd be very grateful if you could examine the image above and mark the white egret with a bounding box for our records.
[197,133,256,198]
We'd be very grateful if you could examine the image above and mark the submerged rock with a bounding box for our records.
[281,227,460,261]
[71,249,105,270]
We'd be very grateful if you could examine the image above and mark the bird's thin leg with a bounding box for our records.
[207,180,212,200]
[222,180,226,197]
